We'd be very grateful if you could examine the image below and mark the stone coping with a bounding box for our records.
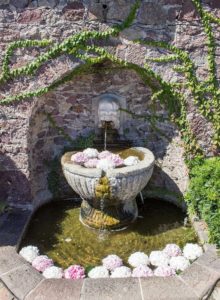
[0,208,219,300]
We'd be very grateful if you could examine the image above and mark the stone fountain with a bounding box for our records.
[61,94,155,230]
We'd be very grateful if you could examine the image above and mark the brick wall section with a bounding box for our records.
[0,0,219,208]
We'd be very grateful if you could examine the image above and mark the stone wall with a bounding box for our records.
[0,0,219,209]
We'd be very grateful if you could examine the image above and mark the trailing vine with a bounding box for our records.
[0,0,219,153]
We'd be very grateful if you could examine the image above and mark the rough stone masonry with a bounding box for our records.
[0,0,219,209]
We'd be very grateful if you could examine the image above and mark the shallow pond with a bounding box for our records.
[21,199,197,268]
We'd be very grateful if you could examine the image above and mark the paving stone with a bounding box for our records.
[209,280,220,300]
[25,278,83,300]
[180,262,220,299]
[140,276,198,300]
[196,250,220,275]
[0,280,17,300]
[80,278,142,300]
[0,246,26,276]
[0,209,30,247]
[1,264,43,300]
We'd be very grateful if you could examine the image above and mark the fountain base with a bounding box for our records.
[80,199,138,230]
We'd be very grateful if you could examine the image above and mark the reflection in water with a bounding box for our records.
[21,199,197,268]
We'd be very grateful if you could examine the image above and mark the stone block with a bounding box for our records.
[180,262,220,299]
[25,279,83,300]
[140,276,198,300]
[0,280,16,300]
[196,250,220,275]
[0,246,26,276]
[1,264,43,300]
[80,278,142,300]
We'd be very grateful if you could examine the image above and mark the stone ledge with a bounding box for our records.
[1,264,43,300]
[140,276,198,300]
[80,278,142,300]
[25,278,83,300]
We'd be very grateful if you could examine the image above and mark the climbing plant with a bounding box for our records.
[0,0,219,153]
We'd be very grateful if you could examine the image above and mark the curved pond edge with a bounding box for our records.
[0,208,219,300]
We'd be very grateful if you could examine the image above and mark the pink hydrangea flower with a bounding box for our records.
[32,255,54,272]
[108,154,124,167]
[64,265,85,280]
[154,266,176,277]
[132,264,154,277]
[102,254,123,271]
[71,152,89,165]
[84,158,99,168]
[98,151,112,159]
[163,244,182,257]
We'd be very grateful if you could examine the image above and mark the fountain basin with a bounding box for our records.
[61,147,155,230]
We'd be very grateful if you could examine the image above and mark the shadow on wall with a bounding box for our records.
[0,151,31,208]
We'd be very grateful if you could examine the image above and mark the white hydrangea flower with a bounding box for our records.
[124,156,140,166]
[163,244,182,257]
[183,243,203,261]
[43,266,63,279]
[88,266,109,278]
[111,266,132,278]
[102,254,123,271]
[169,256,190,272]
[154,266,176,277]
[83,148,99,159]
[19,246,39,263]
[149,251,170,267]
[128,252,149,267]
[97,159,116,172]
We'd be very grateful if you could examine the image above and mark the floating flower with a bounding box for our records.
[132,264,153,277]
[84,158,99,168]
[32,255,54,272]
[43,266,64,279]
[111,266,132,278]
[71,152,89,165]
[83,148,99,159]
[64,265,85,280]
[149,251,170,267]
[19,246,39,263]
[98,151,112,159]
[88,266,109,278]
[163,244,182,257]
[97,159,115,172]
[128,252,149,267]
[102,254,123,271]
[108,154,124,167]
[183,243,203,261]
[154,266,176,277]
[124,156,140,166]
[169,256,190,272]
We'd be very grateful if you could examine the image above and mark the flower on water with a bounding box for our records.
[97,159,116,172]
[154,266,176,277]
[169,256,190,272]
[19,246,40,263]
[88,266,109,278]
[84,158,99,168]
[71,152,89,165]
[108,154,124,167]
[32,255,54,272]
[64,265,85,280]
[83,148,99,159]
[128,252,149,267]
[124,156,140,166]
[102,254,123,271]
[149,251,170,267]
[43,266,64,279]
[111,266,132,278]
[132,264,153,278]
[183,243,203,261]
[98,151,112,159]
[163,244,182,257]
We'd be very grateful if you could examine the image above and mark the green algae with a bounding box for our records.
[21,199,198,268]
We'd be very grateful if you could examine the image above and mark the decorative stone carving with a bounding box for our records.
[61,147,155,230]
